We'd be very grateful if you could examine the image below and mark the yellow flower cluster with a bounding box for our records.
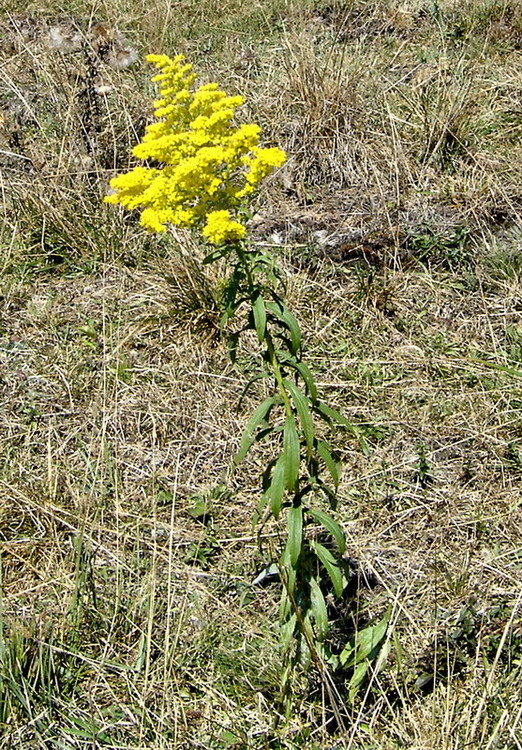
[105,53,286,242]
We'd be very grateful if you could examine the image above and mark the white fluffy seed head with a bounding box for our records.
[49,24,82,52]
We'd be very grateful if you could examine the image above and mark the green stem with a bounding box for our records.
[234,242,293,419]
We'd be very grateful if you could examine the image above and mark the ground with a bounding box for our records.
[0,1,521,748]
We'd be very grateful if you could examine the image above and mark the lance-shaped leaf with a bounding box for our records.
[266,300,301,354]
[280,546,297,594]
[310,540,345,597]
[307,508,346,555]
[282,414,300,490]
[286,503,303,567]
[314,401,359,437]
[283,379,315,455]
[279,612,297,651]
[310,577,328,640]
[234,395,280,465]
[292,360,318,403]
[347,661,368,704]
[279,355,318,404]
[251,292,266,343]
[316,440,341,488]
[340,613,390,668]
[268,454,286,519]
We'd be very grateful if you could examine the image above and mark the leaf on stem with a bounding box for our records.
[340,613,390,668]
[316,440,341,488]
[307,508,346,555]
[234,395,280,465]
[283,379,315,455]
[310,540,345,597]
[310,577,328,640]
[282,414,300,490]
[278,355,319,403]
[252,292,266,343]
[314,401,359,437]
[266,300,301,355]
[286,503,303,567]
[268,454,286,519]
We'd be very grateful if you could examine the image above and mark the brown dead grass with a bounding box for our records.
[1,0,522,748]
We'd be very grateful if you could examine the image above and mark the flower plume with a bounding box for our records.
[105,54,286,242]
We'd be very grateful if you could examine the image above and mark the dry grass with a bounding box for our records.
[1,0,522,747]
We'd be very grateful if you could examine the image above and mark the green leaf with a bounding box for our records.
[310,577,328,640]
[292,360,318,403]
[314,401,359,437]
[310,540,345,597]
[282,414,300,490]
[268,455,286,519]
[234,395,279,465]
[307,508,346,555]
[286,504,303,567]
[253,491,270,525]
[279,612,297,650]
[266,300,302,354]
[347,661,368,704]
[316,440,341,487]
[355,615,389,661]
[340,614,390,668]
[283,379,315,455]
[252,292,266,343]
[279,356,318,403]
[280,547,297,593]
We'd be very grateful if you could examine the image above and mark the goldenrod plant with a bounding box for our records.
[106,53,387,701]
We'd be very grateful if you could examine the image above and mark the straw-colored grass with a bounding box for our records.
[1,0,521,747]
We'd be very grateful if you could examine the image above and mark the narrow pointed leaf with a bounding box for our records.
[354,615,389,662]
[286,504,303,567]
[280,612,297,650]
[307,508,345,555]
[340,614,390,668]
[280,548,297,594]
[347,661,368,703]
[234,395,279,465]
[277,355,318,403]
[292,360,318,403]
[314,401,359,437]
[266,300,301,354]
[311,540,345,597]
[316,440,341,487]
[279,586,291,622]
[283,379,314,454]
[269,455,286,519]
[282,414,300,490]
[310,577,328,640]
[252,292,266,343]
[253,491,270,525]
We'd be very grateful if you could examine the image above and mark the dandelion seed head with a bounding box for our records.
[94,80,114,95]
[108,46,138,70]
[49,24,82,52]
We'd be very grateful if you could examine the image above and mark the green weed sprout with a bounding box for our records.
[106,53,358,685]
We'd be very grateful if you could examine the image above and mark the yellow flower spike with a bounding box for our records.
[105,53,286,242]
